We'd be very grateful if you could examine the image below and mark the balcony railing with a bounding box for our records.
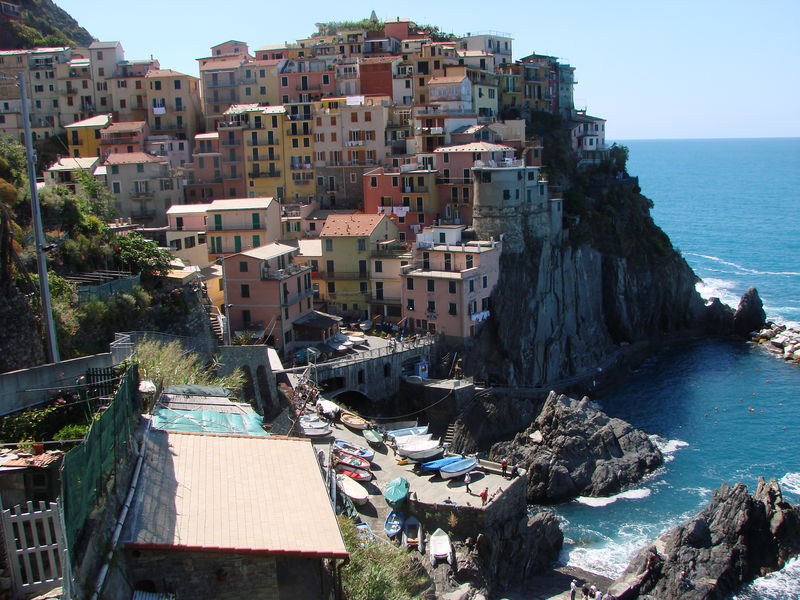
[295,85,322,91]
[130,190,154,199]
[249,170,281,178]
[282,288,316,306]
[261,262,310,281]
[130,209,157,220]
[369,294,401,305]
[101,135,139,145]
[314,271,369,280]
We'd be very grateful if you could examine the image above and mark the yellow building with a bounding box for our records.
[240,105,287,199]
[318,213,398,316]
[283,105,316,202]
[144,69,203,143]
[237,59,282,107]
[64,114,111,158]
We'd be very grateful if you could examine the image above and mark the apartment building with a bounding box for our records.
[65,113,111,157]
[88,42,124,113]
[400,225,501,339]
[144,69,202,144]
[222,243,314,348]
[99,121,148,155]
[166,203,209,266]
[318,213,398,317]
[205,197,281,258]
[108,58,160,122]
[104,152,182,226]
[44,157,100,193]
[183,132,224,203]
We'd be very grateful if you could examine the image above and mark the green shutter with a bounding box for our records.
[234,236,242,252]
[214,214,222,231]
[252,212,260,229]
[252,235,261,247]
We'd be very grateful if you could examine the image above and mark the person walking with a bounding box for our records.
[464,472,472,494]
[594,590,603,600]
[501,458,508,477]
[570,579,578,600]
[480,487,488,506]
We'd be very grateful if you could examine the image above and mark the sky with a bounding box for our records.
[55,0,800,140]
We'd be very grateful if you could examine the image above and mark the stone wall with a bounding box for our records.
[217,344,278,416]
[0,352,112,416]
[118,551,333,600]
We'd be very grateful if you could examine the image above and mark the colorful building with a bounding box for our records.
[65,113,111,158]
[205,197,281,258]
[166,203,209,266]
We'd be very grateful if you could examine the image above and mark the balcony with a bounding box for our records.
[315,271,369,280]
[343,140,364,147]
[293,179,311,185]
[282,287,316,306]
[261,262,310,281]
[436,177,472,185]
[295,85,322,91]
[287,113,312,121]
[290,163,313,170]
[218,120,247,129]
[101,135,139,145]
[473,158,525,168]
[130,209,157,220]
[369,294,401,305]
[249,170,281,178]
[371,242,411,257]
[130,190,154,199]
[62,87,77,95]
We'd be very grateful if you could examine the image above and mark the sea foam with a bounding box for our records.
[575,488,651,507]
[731,557,800,600]
[779,472,800,499]
[650,436,689,463]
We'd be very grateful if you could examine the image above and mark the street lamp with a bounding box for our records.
[1,71,59,363]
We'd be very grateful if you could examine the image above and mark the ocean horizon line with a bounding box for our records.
[612,136,800,142]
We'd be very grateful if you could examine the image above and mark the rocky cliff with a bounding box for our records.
[466,178,708,386]
[607,478,800,599]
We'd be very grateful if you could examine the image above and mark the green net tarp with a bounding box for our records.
[61,366,140,558]
[162,384,231,397]
[151,408,268,436]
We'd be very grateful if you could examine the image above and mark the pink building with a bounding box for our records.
[400,225,501,340]
[183,132,225,203]
[100,121,148,155]
[223,243,314,349]
[278,60,337,104]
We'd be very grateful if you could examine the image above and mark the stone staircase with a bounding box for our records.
[205,304,224,343]
[443,422,456,446]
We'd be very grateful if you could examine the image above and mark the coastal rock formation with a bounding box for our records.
[607,478,800,600]
[752,322,800,364]
[489,391,663,503]
[734,287,767,336]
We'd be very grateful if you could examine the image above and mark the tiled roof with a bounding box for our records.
[320,213,385,237]
[104,152,164,165]
[194,132,219,140]
[199,57,244,71]
[47,157,99,171]
[104,121,146,133]
[360,56,401,64]
[428,75,468,85]
[207,197,274,211]
[1,453,60,468]
[64,114,111,129]
[89,41,121,49]
[146,69,193,79]
[166,203,210,215]
[122,431,348,558]
[433,141,514,153]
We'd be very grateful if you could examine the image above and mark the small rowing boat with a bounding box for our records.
[334,463,373,482]
[332,448,371,470]
[384,510,404,537]
[336,474,369,505]
[333,439,375,462]
[386,425,428,440]
[421,455,463,471]
[397,439,439,457]
[402,515,424,551]
[439,457,477,479]
[362,429,384,447]
[341,412,370,430]
[384,477,410,509]
[429,528,454,566]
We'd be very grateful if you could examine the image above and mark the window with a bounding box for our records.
[448,302,457,316]
[252,213,260,229]
[503,189,511,200]
[427,300,436,313]
[252,235,260,247]
[449,281,456,294]
[327,281,335,293]
[427,279,434,292]
[234,235,242,252]
[281,76,288,87]
[111,181,120,193]
[242,309,251,323]
[466,254,474,269]
[469,279,475,293]
[154,80,161,90]
[407,298,415,311]
[357,238,366,252]
[174,79,181,90]
[239,261,248,272]
[136,163,144,173]
[240,284,250,298]
[171,239,182,250]
[370,176,377,187]
[482,297,490,311]
[325,238,333,251]
[406,278,414,290]
[483,275,488,288]
[360,281,367,294]
[375,260,382,273]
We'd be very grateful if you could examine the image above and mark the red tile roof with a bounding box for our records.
[104,152,165,165]
[104,121,146,133]
[320,213,386,237]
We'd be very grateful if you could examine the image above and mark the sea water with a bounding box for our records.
[553,139,800,599]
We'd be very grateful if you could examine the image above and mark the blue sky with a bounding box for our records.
[56,0,800,139]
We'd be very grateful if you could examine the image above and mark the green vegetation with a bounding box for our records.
[2,0,94,50]
[0,390,99,445]
[127,338,245,392]
[338,517,429,600]
[313,17,455,41]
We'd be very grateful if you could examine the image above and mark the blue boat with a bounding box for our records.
[355,522,374,546]
[439,457,477,479]
[421,455,464,471]
[386,425,428,440]
[384,510,404,537]
[333,439,375,462]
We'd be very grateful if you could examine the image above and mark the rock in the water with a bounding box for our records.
[734,287,767,336]
[607,478,800,599]
[491,391,663,503]
[704,297,735,336]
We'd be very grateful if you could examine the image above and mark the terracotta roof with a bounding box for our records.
[47,157,99,171]
[2,453,60,468]
[434,141,514,153]
[320,213,385,237]
[146,69,194,79]
[104,152,165,165]
[122,431,348,558]
[104,121,146,133]
[428,75,468,85]
[359,56,401,64]
[207,197,274,211]
[199,57,244,71]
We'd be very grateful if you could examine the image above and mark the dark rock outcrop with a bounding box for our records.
[607,478,800,600]
[489,391,663,503]
[734,287,767,336]
[0,285,46,373]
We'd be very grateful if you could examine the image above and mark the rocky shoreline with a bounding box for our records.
[751,322,800,364]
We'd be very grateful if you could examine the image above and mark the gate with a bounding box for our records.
[1,501,69,599]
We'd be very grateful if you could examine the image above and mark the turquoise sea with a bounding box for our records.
[553,139,800,599]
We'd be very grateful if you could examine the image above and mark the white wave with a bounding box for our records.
[696,278,740,306]
[650,436,689,463]
[575,488,651,507]
[686,253,800,277]
[779,472,800,498]
[731,557,800,600]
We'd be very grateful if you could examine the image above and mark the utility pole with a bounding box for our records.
[18,71,60,363]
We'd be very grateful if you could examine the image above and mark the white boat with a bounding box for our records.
[299,415,328,428]
[403,445,443,461]
[301,423,332,437]
[439,457,477,479]
[395,433,433,447]
[336,474,369,506]
[398,439,439,456]
[429,528,454,566]
[386,425,429,440]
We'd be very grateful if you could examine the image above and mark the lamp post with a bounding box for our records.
[3,71,60,363]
